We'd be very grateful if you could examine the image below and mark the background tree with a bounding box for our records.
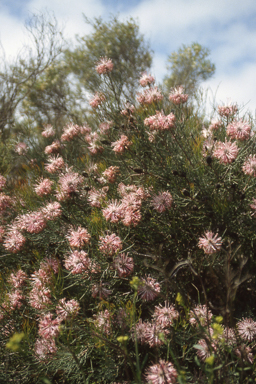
[0,13,63,143]
[65,15,153,106]
[163,42,215,95]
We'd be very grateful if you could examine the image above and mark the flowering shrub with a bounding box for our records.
[1,56,256,384]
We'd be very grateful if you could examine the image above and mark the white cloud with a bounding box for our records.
[203,62,256,116]
[0,0,105,61]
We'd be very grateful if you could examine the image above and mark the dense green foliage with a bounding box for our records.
[1,12,255,384]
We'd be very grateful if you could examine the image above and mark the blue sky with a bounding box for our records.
[1,0,256,115]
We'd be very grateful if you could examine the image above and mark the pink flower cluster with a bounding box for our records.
[189,304,213,327]
[61,123,81,142]
[16,210,46,234]
[66,226,91,248]
[0,193,13,212]
[56,170,84,200]
[34,338,57,361]
[2,270,27,315]
[151,191,173,213]
[99,120,112,134]
[4,289,24,311]
[29,258,59,310]
[227,119,251,141]
[42,124,55,138]
[99,233,122,256]
[86,131,103,155]
[38,313,60,340]
[137,86,163,104]
[196,338,217,362]
[139,72,155,87]
[120,102,135,116]
[111,135,132,154]
[89,92,106,108]
[93,309,111,335]
[145,360,178,384]
[144,111,176,131]
[15,142,28,155]
[102,166,120,183]
[135,319,169,348]
[41,201,62,221]
[64,250,99,275]
[44,140,61,155]
[213,139,239,164]
[218,103,238,117]
[96,57,114,74]
[56,298,80,321]
[35,312,61,361]
[237,318,256,342]
[0,175,6,190]
[8,269,27,289]
[45,155,65,173]
[152,302,179,328]
[113,253,134,277]
[198,231,222,255]
[209,118,222,131]
[138,275,161,301]
[242,155,256,177]
[168,86,188,105]
[102,184,147,227]
[64,250,90,274]
[87,187,108,208]
[34,177,53,197]
[3,226,26,253]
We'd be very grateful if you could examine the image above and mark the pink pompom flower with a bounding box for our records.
[34,178,53,197]
[45,155,65,173]
[99,233,122,256]
[213,139,239,164]
[56,298,80,321]
[64,250,90,275]
[226,119,251,141]
[38,313,60,340]
[15,142,28,155]
[66,226,91,248]
[242,154,256,177]
[198,231,222,255]
[61,123,81,142]
[145,360,178,384]
[169,86,188,105]
[89,92,106,108]
[102,166,120,183]
[144,111,176,131]
[42,124,55,138]
[138,275,160,301]
[44,140,61,155]
[113,253,134,277]
[3,227,26,253]
[237,318,256,342]
[41,201,62,221]
[137,87,163,104]
[96,57,114,74]
[218,103,238,117]
[0,175,6,190]
[111,135,132,154]
[139,72,155,87]
[151,191,173,213]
